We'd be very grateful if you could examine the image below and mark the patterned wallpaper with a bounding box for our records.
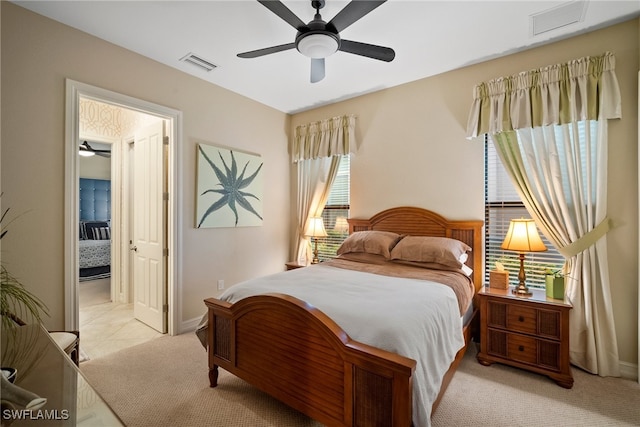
[79,98,161,141]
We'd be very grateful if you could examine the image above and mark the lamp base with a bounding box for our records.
[512,253,532,296]
[512,283,533,297]
[311,238,320,264]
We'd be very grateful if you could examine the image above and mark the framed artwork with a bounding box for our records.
[196,143,263,228]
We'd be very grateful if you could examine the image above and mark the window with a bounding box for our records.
[317,155,350,261]
[484,137,564,288]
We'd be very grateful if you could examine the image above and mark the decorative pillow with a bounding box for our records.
[84,221,109,240]
[390,236,471,268]
[336,231,403,259]
[92,227,111,240]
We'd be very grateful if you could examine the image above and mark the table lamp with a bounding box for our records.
[305,217,327,264]
[334,217,349,234]
[501,218,547,296]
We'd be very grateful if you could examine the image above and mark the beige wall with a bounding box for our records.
[291,19,639,367]
[1,3,291,328]
[2,2,638,369]
[79,156,110,180]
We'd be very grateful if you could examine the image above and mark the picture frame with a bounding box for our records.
[196,143,263,228]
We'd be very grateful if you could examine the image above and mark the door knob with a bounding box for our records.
[130,245,137,252]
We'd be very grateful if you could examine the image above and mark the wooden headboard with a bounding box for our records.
[347,206,484,292]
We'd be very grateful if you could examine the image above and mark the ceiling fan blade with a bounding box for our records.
[328,0,386,33]
[310,58,325,83]
[339,39,395,62]
[80,141,111,154]
[258,0,306,30]
[238,42,296,58]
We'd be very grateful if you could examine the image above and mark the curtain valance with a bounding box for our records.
[291,115,356,162]
[466,52,621,138]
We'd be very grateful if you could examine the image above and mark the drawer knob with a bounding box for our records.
[519,345,525,352]
[518,316,524,322]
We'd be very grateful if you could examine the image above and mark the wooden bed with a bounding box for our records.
[204,207,483,426]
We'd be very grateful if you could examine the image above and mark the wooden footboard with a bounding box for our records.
[205,294,416,427]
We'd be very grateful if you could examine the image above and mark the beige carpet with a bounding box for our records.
[81,333,640,427]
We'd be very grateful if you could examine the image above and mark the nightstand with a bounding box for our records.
[285,261,305,271]
[477,286,573,388]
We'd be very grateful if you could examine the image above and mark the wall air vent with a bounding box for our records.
[530,1,587,37]
[180,53,217,72]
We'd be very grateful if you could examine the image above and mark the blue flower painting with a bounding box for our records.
[196,143,263,228]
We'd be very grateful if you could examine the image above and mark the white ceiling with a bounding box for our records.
[14,0,640,114]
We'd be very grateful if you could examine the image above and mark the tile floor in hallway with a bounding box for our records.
[79,278,163,362]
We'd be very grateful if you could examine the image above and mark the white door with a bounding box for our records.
[132,121,167,333]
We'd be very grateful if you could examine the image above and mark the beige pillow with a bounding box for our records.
[390,236,471,268]
[337,231,403,259]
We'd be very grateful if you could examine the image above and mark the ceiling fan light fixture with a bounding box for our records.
[79,149,95,157]
[297,33,338,59]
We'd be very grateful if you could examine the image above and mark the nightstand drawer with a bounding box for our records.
[486,300,537,333]
[487,301,561,340]
[487,330,561,370]
[507,305,537,335]
[507,334,538,365]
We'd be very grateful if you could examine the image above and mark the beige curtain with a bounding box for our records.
[467,52,621,137]
[291,115,356,162]
[467,52,622,376]
[292,115,356,264]
[294,158,341,264]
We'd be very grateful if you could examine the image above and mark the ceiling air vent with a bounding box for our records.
[530,1,587,37]
[180,53,217,72]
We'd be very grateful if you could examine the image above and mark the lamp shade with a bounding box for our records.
[333,217,349,233]
[501,218,547,252]
[304,217,328,238]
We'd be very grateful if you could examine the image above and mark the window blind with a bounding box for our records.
[485,137,565,288]
[318,155,350,261]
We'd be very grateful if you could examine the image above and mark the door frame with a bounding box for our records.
[64,79,182,335]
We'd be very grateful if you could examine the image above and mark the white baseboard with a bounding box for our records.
[619,360,638,381]
[179,315,204,334]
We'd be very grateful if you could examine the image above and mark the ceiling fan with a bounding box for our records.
[237,0,395,83]
[79,141,111,158]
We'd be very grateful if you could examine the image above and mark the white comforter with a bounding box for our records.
[218,263,464,427]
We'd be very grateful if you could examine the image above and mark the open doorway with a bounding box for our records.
[77,117,165,360]
[77,136,159,361]
[78,139,113,309]
[65,79,181,360]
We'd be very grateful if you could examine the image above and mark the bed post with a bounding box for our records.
[207,306,219,387]
[207,299,234,388]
